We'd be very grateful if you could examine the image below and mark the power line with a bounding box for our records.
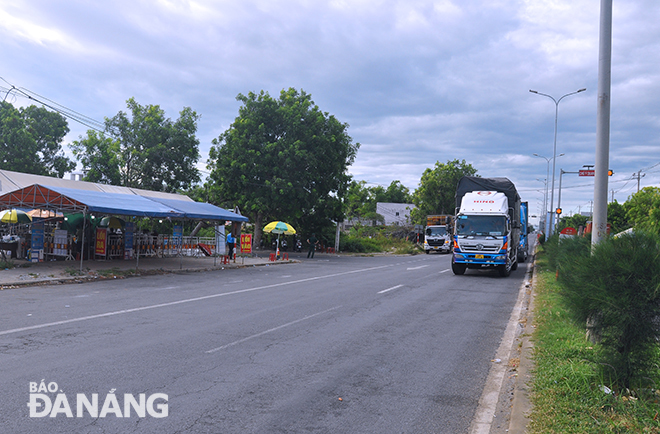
[0,78,108,134]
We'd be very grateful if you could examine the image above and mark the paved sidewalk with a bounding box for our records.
[0,254,292,289]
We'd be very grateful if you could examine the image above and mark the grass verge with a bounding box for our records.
[528,251,660,433]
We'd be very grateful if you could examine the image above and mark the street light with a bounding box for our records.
[533,152,564,235]
[530,88,586,236]
[535,179,547,232]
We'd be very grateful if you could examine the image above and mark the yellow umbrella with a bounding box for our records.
[263,221,296,235]
[263,221,296,258]
[0,209,32,224]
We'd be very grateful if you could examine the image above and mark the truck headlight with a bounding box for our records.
[495,255,506,261]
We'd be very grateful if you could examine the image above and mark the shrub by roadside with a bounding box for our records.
[529,241,660,433]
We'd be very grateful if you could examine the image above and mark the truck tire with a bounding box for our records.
[425,250,430,254]
[498,264,511,277]
[452,261,466,275]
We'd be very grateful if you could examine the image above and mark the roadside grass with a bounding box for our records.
[529,252,660,433]
[96,267,137,278]
[340,227,423,255]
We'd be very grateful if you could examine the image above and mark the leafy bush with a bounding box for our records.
[339,234,382,253]
[550,231,660,389]
[339,229,421,254]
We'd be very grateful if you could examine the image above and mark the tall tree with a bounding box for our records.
[0,101,75,177]
[71,98,201,192]
[624,187,660,234]
[208,88,360,247]
[411,159,478,223]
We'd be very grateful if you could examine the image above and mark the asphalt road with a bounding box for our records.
[0,253,526,434]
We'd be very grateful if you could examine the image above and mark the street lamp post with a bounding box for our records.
[530,88,586,236]
[534,152,564,236]
[535,178,547,232]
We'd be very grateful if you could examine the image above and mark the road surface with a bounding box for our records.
[0,253,527,433]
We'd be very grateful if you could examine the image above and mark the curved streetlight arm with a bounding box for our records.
[530,88,586,235]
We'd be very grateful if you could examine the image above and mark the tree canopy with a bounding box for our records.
[624,186,660,234]
[71,98,201,192]
[207,88,360,246]
[345,180,412,225]
[411,159,478,224]
[0,101,75,177]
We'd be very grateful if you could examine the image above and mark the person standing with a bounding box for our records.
[307,233,319,258]
[226,231,235,260]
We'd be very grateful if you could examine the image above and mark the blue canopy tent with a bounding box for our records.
[0,184,249,270]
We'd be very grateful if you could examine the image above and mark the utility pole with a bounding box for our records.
[592,0,613,247]
[633,170,645,192]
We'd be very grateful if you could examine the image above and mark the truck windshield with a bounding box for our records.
[426,227,447,236]
[456,216,507,237]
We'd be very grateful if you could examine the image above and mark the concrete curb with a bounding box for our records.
[0,259,298,290]
[507,258,536,433]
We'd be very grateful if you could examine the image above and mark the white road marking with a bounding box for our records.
[439,269,450,273]
[205,306,341,353]
[377,284,404,294]
[470,261,533,434]
[406,265,429,270]
[0,263,397,337]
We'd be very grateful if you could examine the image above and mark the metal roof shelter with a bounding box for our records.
[0,168,196,202]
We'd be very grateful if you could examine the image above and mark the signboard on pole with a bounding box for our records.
[124,222,134,259]
[31,221,45,262]
[579,169,595,176]
[240,234,252,254]
[95,228,108,256]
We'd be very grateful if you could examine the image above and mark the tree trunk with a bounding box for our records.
[190,221,209,237]
[253,212,263,250]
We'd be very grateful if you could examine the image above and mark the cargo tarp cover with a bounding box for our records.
[0,184,248,222]
[455,177,521,209]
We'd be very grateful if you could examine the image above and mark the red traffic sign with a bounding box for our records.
[560,227,578,236]
[579,169,595,176]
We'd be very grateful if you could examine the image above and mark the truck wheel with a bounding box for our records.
[425,250,430,254]
[452,261,466,275]
[498,264,511,277]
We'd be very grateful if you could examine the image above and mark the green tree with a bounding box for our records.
[411,159,478,224]
[70,131,122,185]
[345,180,411,225]
[71,98,201,192]
[345,180,372,220]
[208,88,360,247]
[624,187,660,234]
[607,200,630,234]
[557,213,589,233]
[0,101,75,177]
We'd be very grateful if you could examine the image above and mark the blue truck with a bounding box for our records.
[518,201,529,263]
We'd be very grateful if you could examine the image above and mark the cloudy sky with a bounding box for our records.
[2,0,659,225]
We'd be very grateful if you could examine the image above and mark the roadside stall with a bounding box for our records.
[0,183,248,272]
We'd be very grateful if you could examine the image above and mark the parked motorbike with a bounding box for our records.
[294,240,302,252]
